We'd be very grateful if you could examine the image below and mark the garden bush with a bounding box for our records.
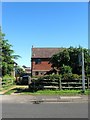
[60,65,72,74]
[61,73,80,80]
[37,74,62,81]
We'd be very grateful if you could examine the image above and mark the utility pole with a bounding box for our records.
[82,51,85,93]
[79,50,85,93]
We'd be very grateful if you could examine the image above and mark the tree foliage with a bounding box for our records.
[0,26,20,76]
[50,46,90,75]
[15,65,25,77]
[60,65,72,74]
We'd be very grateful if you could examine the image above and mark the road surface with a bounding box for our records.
[0,95,88,118]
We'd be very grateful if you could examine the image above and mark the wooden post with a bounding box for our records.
[87,78,90,89]
[59,78,62,90]
[33,79,35,92]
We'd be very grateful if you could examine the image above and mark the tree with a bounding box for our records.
[68,46,90,75]
[50,46,90,75]
[50,49,70,69]
[68,46,82,74]
[0,26,2,76]
[60,65,72,74]
[0,26,20,76]
[15,65,25,77]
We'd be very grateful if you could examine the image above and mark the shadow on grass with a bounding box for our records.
[12,88,37,93]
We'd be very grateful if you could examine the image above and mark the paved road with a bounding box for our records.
[1,95,88,118]
[2,103,88,118]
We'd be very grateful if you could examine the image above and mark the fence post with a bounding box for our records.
[59,78,62,90]
[87,78,90,89]
[33,79,35,92]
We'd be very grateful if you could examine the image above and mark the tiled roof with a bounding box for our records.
[32,61,52,71]
[32,47,64,58]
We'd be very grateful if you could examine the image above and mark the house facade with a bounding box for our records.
[31,47,63,76]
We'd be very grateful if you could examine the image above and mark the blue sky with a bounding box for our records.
[2,2,88,67]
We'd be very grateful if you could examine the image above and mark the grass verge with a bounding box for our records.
[5,87,90,95]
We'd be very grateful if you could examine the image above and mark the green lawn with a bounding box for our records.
[5,86,90,95]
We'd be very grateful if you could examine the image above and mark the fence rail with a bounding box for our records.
[30,78,90,90]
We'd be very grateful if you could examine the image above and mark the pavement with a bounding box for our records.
[30,95,88,103]
[0,94,88,104]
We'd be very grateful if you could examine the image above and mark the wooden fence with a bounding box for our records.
[30,78,90,90]
[1,78,14,88]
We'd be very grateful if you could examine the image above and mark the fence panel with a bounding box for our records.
[61,78,90,90]
[2,78,14,88]
[30,77,90,90]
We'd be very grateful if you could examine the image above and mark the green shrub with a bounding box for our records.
[3,74,15,79]
[62,73,72,80]
[37,74,61,81]
[62,73,80,80]
[71,74,81,79]
[60,65,72,74]
[50,74,61,80]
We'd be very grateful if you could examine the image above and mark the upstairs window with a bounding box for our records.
[35,59,41,64]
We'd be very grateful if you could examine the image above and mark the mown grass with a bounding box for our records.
[21,90,89,95]
[5,87,90,95]
[33,89,89,95]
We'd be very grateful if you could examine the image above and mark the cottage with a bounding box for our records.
[31,47,63,76]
